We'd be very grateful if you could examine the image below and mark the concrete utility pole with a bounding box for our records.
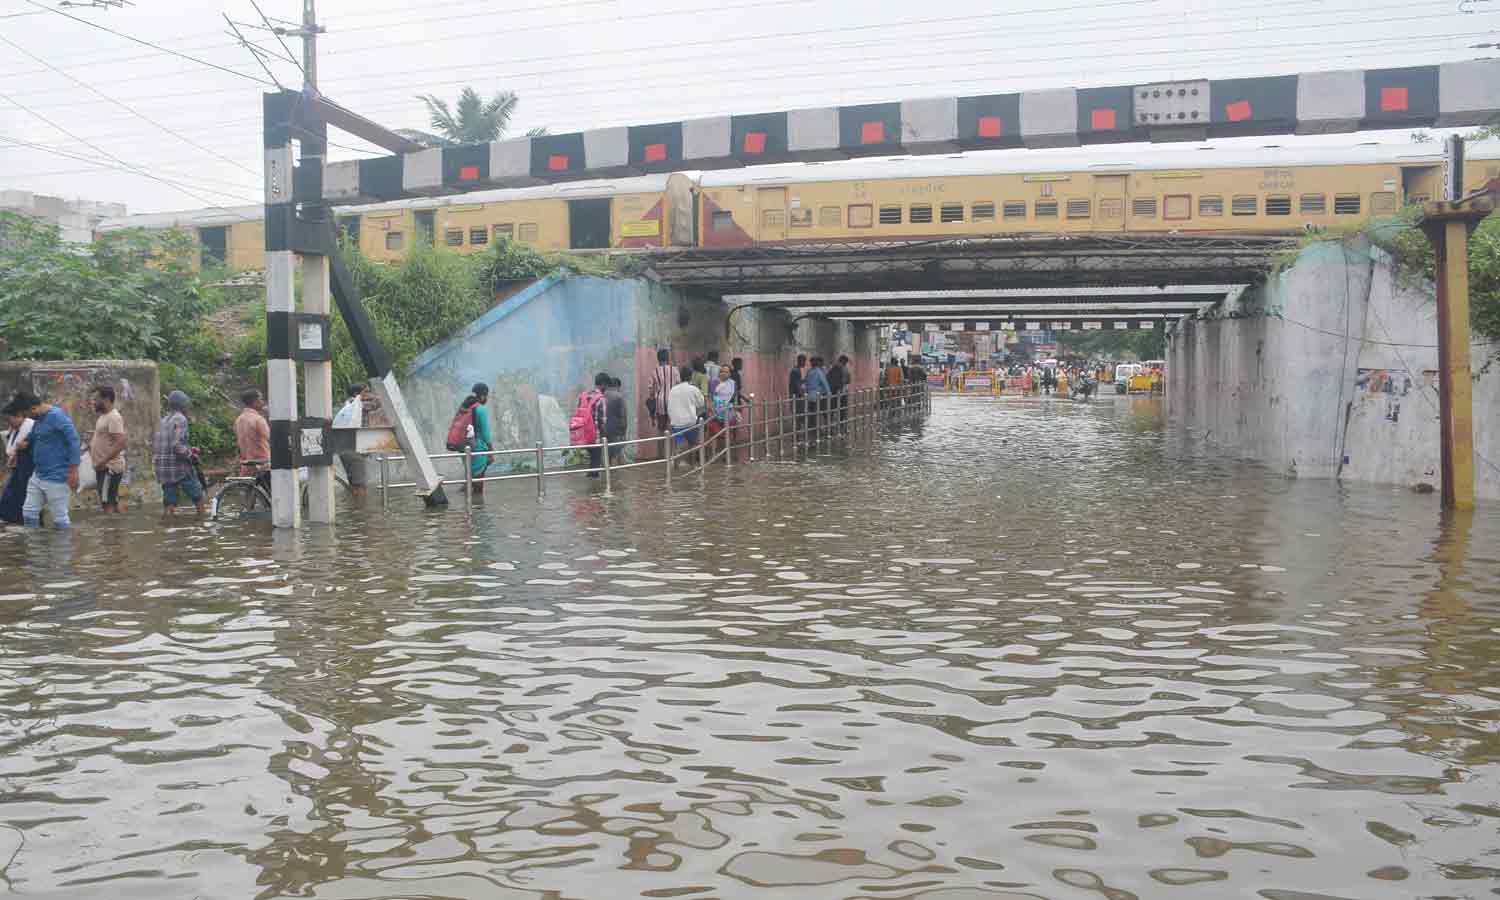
[300,0,318,94]
[1420,134,1490,511]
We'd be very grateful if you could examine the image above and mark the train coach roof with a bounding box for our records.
[697,141,1500,188]
[95,173,681,231]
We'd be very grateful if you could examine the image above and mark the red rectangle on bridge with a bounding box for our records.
[1090,108,1116,130]
[1225,99,1253,122]
[743,131,767,154]
[459,165,480,181]
[1380,86,1409,112]
[644,142,668,162]
[978,115,1003,137]
[861,121,885,144]
[548,154,570,171]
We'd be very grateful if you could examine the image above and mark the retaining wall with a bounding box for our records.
[1167,239,1500,499]
[0,360,162,505]
[401,275,876,480]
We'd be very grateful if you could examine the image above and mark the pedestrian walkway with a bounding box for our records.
[373,384,931,508]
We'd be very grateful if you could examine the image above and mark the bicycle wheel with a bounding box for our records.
[212,482,270,520]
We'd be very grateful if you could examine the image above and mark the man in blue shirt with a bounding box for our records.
[11,391,79,529]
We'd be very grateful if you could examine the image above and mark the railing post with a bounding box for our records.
[664,433,673,487]
[725,418,734,467]
[601,437,612,496]
[698,422,707,470]
[535,442,545,499]
[463,444,473,510]
[747,395,756,462]
[378,454,388,510]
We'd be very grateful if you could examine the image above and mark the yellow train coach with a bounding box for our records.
[697,142,1500,246]
[95,142,1500,270]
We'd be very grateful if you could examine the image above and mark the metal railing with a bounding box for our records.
[374,383,931,510]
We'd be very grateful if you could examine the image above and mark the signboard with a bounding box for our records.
[1050,321,1073,330]
[1000,321,1016,331]
[974,322,991,332]
[927,372,946,388]
[1026,321,1041,330]
[1082,321,1102,330]
[925,323,941,332]
[950,322,965,332]
[1113,321,1129,329]
[1139,321,1156,329]
[621,220,661,237]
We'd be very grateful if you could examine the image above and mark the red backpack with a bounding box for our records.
[445,406,473,451]
[568,390,601,446]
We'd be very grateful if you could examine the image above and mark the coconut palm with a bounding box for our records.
[397,87,547,147]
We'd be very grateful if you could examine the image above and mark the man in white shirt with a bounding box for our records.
[666,364,705,451]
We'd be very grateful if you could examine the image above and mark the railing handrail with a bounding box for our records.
[372,383,932,508]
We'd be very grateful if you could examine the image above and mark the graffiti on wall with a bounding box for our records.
[1354,368,1438,424]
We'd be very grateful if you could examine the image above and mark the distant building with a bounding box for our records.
[0,190,126,244]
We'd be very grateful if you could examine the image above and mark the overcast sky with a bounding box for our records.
[1,0,1496,213]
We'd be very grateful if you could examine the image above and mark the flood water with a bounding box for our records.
[2,396,1498,900]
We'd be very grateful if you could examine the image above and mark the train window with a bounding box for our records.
[819,205,842,227]
[1265,196,1292,216]
[1164,195,1191,220]
[762,209,785,228]
[494,223,514,240]
[711,210,736,232]
[519,223,539,242]
[385,231,404,251]
[1132,198,1156,218]
[1334,194,1361,215]
[1066,199,1090,219]
[910,204,934,224]
[879,205,903,225]
[1408,193,1430,204]
[849,204,873,228]
[1199,195,1224,216]
[972,202,995,222]
[1299,194,1326,214]
[1231,195,1258,216]
[1035,200,1058,218]
[1371,191,1396,213]
[790,208,812,227]
[445,228,464,247]
[470,226,488,245]
[941,203,964,223]
[1003,201,1026,219]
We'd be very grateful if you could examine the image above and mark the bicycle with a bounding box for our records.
[209,459,349,520]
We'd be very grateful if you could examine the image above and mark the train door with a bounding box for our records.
[198,226,227,267]
[755,187,787,243]
[414,210,436,247]
[1093,175,1126,233]
[568,198,611,249]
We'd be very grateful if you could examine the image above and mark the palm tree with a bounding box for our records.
[397,87,547,147]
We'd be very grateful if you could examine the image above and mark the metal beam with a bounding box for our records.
[320,59,1500,200]
[724,285,1244,304]
[781,302,1215,314]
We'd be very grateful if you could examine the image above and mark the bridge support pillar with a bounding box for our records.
[1421,203,1492,510]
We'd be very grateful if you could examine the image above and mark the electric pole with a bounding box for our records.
[300,0,318,95]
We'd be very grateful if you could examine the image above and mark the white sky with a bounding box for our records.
[1,0,1497,213]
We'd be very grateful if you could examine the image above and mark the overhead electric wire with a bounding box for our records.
[0,31,260,176]
[0,93,256,206]
[0,136,264,191]
[19,0,274,86]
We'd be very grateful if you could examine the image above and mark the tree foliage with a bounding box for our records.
[0,212,208,361]
[1365,206,1500,342]
[1058,328,1167,359]
[398,86,548,147]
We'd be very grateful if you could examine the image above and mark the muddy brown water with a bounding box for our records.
[1,396,1497,899]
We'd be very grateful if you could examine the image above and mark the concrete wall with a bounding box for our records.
[401,275,878,478]
[0,360,161,501]
[1168,239,1500,499]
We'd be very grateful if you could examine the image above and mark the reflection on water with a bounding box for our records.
[2,396,1498,900]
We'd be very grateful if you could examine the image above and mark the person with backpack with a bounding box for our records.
[570,374,608,477]
[446,383,492,495]
[646,349,676,435]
